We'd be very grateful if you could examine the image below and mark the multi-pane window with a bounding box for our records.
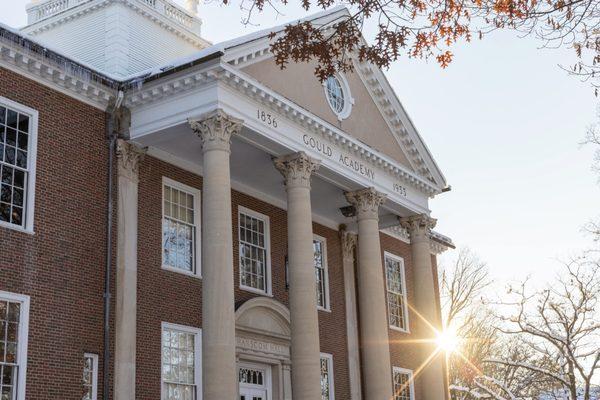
[0,103,34,230]
[161,324,201,400]
[239,208,270,294]
[320,354,334,400]
[162,179,200,275]
[385,253,409,331]
[0,292,29,400]
[83,353,98,400]
[393,367,414,400]
[314,237,330,310]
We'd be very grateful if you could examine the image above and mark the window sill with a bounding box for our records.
[389,325,410,334]
[240,285,273,297]
[317,306,331,313]
[0,221,34,235]
[161,265,202,279]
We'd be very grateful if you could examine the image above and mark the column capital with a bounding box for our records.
[189,109,243,152]
[344,187,386,220]
[116,139,146,182]
[399,214,437,241]
[340,230,358,260]
[273,152,320,189]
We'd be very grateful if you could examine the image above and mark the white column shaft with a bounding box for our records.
[274,152,322,400]
[190,110,243,400]
[401,215,448,400]
[114,140,145,400]
[341,231,362,400]
[346,188,394,400]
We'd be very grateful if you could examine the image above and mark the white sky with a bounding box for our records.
[3,1,599,292]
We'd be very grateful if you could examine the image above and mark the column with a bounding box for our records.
[400,215,448,400]
[340,229,362,400]
[114,139,145,400]
[273,152,322,400]
[189,109,243,400]
[345,187,394,400]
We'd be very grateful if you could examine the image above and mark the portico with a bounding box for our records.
[109,8,452,400]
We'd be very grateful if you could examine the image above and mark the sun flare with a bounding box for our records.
[436,328,461,353]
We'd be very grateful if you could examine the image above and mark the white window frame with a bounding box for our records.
[313,234,331,312]
[161,177,202,278]
[0,97,38,234]
[238,206,272,296]
[83,353,99,400]
[392,366,415,400]
[161,322,202,400]
[0,290,30,400]
[384,252,410,333]
[322,73,354,120]
[320,353,335,400]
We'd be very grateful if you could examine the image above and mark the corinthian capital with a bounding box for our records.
[399,214,437,241]
[116,139,146,182]
[189,109,243,152]
[273,152,320,189]
[344,187,386,220]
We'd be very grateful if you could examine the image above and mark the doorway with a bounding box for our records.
[239,362,272,400]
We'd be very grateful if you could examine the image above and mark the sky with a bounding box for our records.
[3,0,599,292]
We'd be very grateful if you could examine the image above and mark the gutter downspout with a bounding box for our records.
[103,90,124,400]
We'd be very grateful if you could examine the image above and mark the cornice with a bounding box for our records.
[0,36,114,110]
[124,61,441,197]
[23,0,209,48]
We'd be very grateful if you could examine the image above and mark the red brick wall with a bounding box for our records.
[0,67,109,400]
[136,155,351,400]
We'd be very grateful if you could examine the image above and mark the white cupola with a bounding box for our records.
[22,0,210,78]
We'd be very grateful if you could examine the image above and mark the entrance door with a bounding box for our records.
[239,363,271,400]
[240,387,267,400]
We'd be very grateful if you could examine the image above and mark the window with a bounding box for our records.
[83,353,98,400]
[314,236,330,311]
[161,323,202,400]
[385,252,409,331]
[238,207,271,295]
[393,367,415,400]
[0,98,38,232]
[323,74,353,120]
[162,178,201,276]
[320,353,335,400]
[325,76,345,114]
[0,291,30,400]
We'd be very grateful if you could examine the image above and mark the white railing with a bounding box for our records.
[26,0,202,36]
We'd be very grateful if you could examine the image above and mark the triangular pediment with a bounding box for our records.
[241,59,417,172]
[216,6,446,187]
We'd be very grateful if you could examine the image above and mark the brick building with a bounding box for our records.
[0,1,454,400]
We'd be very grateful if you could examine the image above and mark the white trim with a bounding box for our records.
[238,205,272,296]
[0,290,30,400]
[160,322,203,400]
[83,353,99,400]
[392,366,415,400]
[161,177,202,278]
[322,73,354,121]
[313,234,331,312]
[0,97,39,234]
[320,352,335,400]
[384,251,410,333]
